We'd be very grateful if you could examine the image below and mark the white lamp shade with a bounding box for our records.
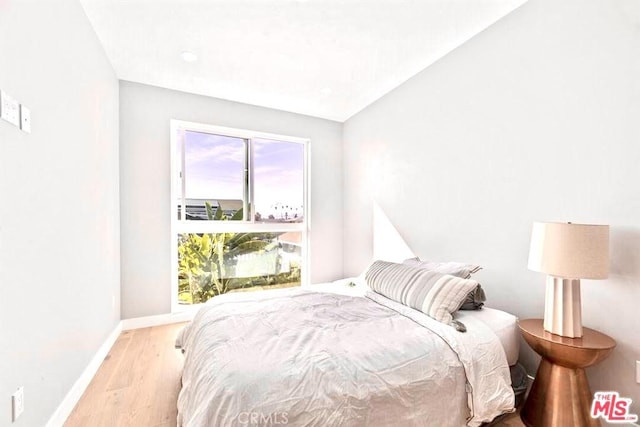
[528,222,609,279]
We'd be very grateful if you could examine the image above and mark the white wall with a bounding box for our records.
[0,1,120,426]
[343,0,640,413]
[119,81,343,319]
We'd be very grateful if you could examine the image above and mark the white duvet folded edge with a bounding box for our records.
[365,291,515,427]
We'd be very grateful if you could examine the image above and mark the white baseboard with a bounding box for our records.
[45,321,123,427]
[121,311,195,330]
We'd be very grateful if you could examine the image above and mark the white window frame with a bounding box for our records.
[170,120,311,313]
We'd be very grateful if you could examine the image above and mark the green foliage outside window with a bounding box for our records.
[178,202,301,304]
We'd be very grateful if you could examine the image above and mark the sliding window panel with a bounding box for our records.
[181,130,247,221]
[252,138,305,223]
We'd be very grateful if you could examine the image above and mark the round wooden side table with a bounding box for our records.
[518,319,616,427]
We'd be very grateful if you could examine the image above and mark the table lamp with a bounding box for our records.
[528,221,609,338]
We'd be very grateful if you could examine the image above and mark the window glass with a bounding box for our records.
[182,131,246,220]
[253,138,304,223]
[178,231,302,305]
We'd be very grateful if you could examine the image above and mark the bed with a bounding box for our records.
[176,279,517,427]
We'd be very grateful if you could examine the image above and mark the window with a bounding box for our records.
[170,121,309,309]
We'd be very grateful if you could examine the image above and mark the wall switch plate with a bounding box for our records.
[11,386,24,421]
[20,105,31,133]
[636,360,640,384]
[1,90,20,127]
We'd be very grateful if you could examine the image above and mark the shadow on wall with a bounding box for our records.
[609,227,640,280]
[373,201,415,263]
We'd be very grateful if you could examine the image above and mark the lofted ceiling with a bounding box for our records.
[80,0,527,122]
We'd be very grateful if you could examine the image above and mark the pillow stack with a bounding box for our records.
[365,260,481,327]
[402,257,486,310]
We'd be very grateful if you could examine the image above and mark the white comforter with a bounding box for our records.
[177,288,513,427]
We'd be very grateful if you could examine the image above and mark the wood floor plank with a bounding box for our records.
[107,328,152,392]
[82,333,132,400]
[150,325,184,426]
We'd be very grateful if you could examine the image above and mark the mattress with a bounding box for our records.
[455,307,520,366]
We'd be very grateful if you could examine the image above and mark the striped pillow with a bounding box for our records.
[402,257,482,279]
[365,260,479,325]
[402,257,486,310]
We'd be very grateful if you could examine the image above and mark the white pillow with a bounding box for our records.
[402,257,482,279]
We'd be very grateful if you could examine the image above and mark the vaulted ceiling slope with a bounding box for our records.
[80,0,527,122]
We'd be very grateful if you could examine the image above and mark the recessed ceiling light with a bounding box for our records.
[181,51,198,62]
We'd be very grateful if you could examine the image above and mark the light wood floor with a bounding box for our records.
[65,323,524,427]
[65,323,187,427]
